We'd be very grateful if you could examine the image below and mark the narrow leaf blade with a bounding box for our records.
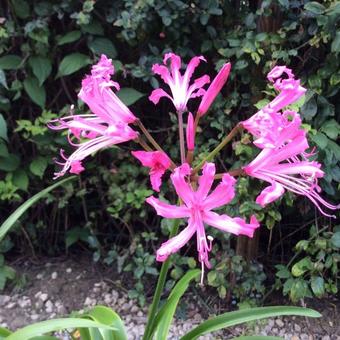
[0,176,75,242]
[180,307,321,340]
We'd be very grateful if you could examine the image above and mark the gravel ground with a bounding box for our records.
[1,258,339,339]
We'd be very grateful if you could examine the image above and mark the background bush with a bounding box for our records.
[0,0,339,303]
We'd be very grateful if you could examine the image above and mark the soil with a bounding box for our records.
[0,255,339,339]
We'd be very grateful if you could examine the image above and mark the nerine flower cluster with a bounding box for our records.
[49,54,339,277]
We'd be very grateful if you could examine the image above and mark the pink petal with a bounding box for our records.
[255,182,285,207]
[170,163,194,206]
[78,75,136,124]
[156,217,196,262]
[196,163,215,200]
[69,161,85,175]
[198,62,231,116]
[267,65,293,82]
[194,211,211,268]
[91,54,114,80]
[149,169,164,192]
[164,53,182,81]
[203,211,259,238]
[186,112,195,151]
[152,64,171,84]
[132,151,171,191]
[146,196,190,218]
[182,55,206,85]
[203,173,236,210]
[187,75,210,99]
[149,88,172,105]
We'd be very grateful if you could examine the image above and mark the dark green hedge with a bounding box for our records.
[0,1,339,265]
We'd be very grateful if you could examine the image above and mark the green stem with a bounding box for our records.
[143,218,180,340]
[192,124,243,174]
[178,111,186,164]
[136,119,177,169]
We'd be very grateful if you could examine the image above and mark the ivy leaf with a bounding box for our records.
[304,2,325,15]
[117,88,144,106]
[12,169,29,191]
[28,56,52,86]
[331,31,340,53]
[10,0,30,19]
[0,114,8,141]
[234,60,248,70]
[29,156,48,178]
[57,30,82,46]
[331,232,340,248]
[301,96,317,120]
[0,70,8,89]
[320,119,340,140]
[275,265,291,279]
[23,77,46,108]
[0,55,22,70]
[291,257,312,277]
[311,132,328,149]
[0,154,20,172]
[88,38,117,58]
[310,276,325,297]
[57,53,91,78]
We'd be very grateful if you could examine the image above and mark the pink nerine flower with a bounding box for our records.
[132,151,171,192]
[149,53,210,112]
[242,65,306,148]
[146,163,259,273]
[51,122,137,178]
[244,117,339,217]
[197,62,231,116]
[79,55,137,125]
[49,55,138,178]
[186,112,195,151]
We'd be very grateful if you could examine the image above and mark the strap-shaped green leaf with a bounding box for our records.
[0,327,12,339]
[83,305,127,340]
[180,306,321,340]
[151,269,200,339]
[231,337,283,340]
[6,318,115,340]
[0,176,75,242]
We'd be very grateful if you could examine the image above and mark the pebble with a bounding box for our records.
[5,302,16,309]
[295,323,302,332]
[18,297,31,308]
[45,300,54,313]
[275,318,284,328]
[322,337,330,340]
[30,314,39,321]
[51,272,58,279]
[39,293,48,302]
[36,273,43,279]
[0,295,10,307]
[66,268,72,273]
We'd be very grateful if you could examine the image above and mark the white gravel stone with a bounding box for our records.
[0,295,10,307]
[45,300,54,313]
[18,297,31,308]
[5,302,16,309]
[294,323,302,332]
[30,314,39,321]
[51,272,58,279]
[322,336,330,340]
[39,293,48,302]
[36,273,43,279]
[66,268,72,273]
[275,318,284,328]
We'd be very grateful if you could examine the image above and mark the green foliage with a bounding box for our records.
[275,225,340,302]
[207,254,266,304]
[0,0,339,304]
